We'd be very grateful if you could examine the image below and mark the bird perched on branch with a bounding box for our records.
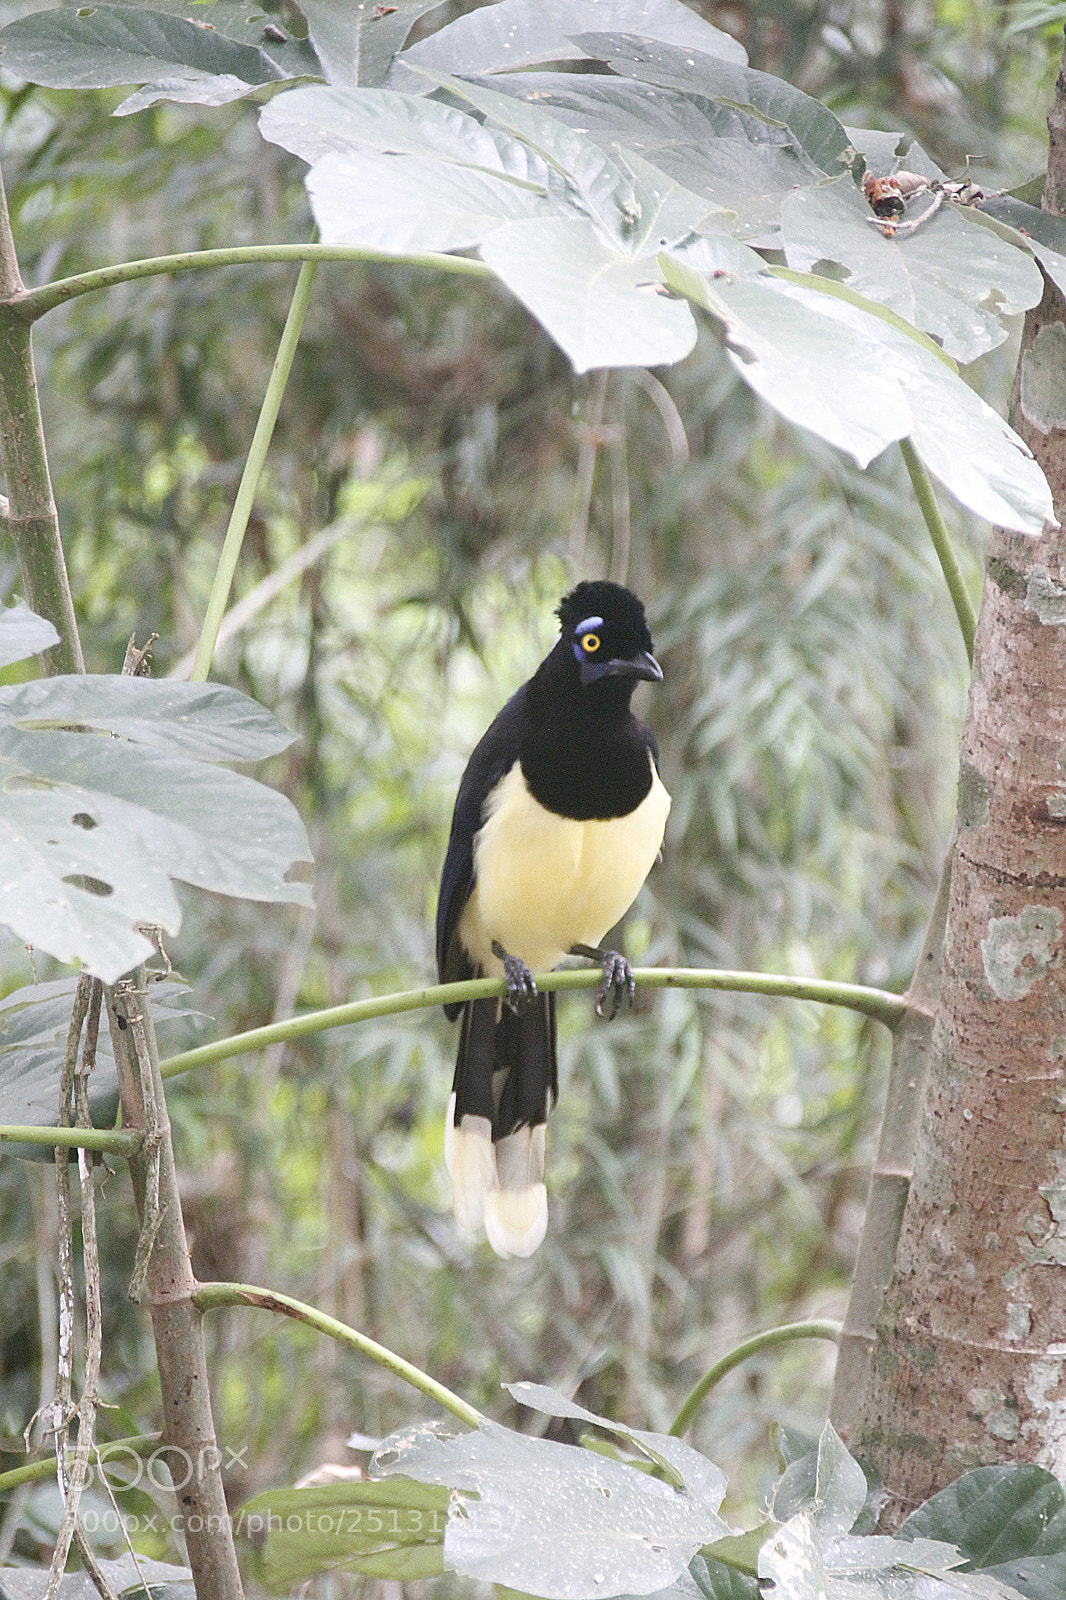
[436,580,670,1257]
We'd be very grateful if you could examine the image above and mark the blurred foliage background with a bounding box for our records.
[0,0,1060,1571]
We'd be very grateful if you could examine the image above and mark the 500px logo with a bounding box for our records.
[82,1444,249,1493]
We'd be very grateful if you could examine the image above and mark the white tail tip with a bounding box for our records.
[485,1183,548,1258]
[445,1096,549,1256]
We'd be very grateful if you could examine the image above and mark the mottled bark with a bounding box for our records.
[832,38,1066,1521]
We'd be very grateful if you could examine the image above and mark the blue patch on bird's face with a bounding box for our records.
[572,615,604,668]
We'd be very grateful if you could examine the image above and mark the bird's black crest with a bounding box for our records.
[556,581,654,656]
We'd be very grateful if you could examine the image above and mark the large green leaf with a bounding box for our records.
[371,1418,726,1598]
[418,71,645,244]
[0,3,316,113]
[571,33,853,179]
[661,252,1054,534]
[307,148,561,253]
[237,1477,447,1591]
[505,1381,728,1511]
[452,71,834,244]
[260,83,553,181]
[781,180,1043,363]
[898,1464,1066,1596]
[299,0,438,88]
[0,674,300,761]
[481,216,697,371]
[389,0,745,93]
[0,976,196,1153]
[0,602,59,669]
[0,676,311,982]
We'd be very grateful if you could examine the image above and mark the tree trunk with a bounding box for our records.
[831,38,1066,1522]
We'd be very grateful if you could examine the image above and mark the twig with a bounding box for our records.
[190,258,318,683]
[44,975,92,1600]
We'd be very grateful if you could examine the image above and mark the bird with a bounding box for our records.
[436,580,671,1257]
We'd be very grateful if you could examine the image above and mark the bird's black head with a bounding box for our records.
[555,580,662,690]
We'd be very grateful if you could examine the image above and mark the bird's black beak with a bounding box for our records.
[581,648,663,686]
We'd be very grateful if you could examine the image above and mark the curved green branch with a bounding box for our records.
[158,967,908,1080]
[899,437,977,665]
[14,243,492,322]
[670,1320,843,1438]
[193,1281,482,1430]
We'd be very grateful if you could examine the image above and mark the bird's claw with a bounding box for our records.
[595,950,635,1020]
[492,940,537,1013]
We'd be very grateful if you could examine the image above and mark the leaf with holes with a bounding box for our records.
[0,676,311,982]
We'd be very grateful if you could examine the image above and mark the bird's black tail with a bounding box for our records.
[445,993,557,1257]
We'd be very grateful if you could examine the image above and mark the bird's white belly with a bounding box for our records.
[458,758,671,974]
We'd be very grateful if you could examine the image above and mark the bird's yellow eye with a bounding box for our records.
[581,632,601,653]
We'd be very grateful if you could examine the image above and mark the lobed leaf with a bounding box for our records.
[660,254,1053,534]
[781,180,1043,363]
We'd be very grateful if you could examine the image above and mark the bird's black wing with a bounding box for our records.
[436,684,529,1012]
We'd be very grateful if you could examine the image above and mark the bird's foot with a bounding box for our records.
[570,943,635,1020]
[492,940,537,1013]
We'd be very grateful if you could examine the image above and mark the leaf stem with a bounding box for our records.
[13,243,492,323]
[669,1320,843,1438]
[0,1124,143,1154]
[193,1281,482,1430]
[190,257,317,682]
[899,437,976,664]
[158,967,908,1080]
[0,1433,161,1497]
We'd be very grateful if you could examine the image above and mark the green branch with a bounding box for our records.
[193,1281,482,1430]
[159,967,908,1080]
[0,1124,142,1154]
[13,243,492,323]
[670,1320,843,1438]
[0,1432,161,1496]
[899,437,977,665]
[190,257,317,681]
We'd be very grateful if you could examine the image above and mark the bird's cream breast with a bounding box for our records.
[458,756,671,974]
